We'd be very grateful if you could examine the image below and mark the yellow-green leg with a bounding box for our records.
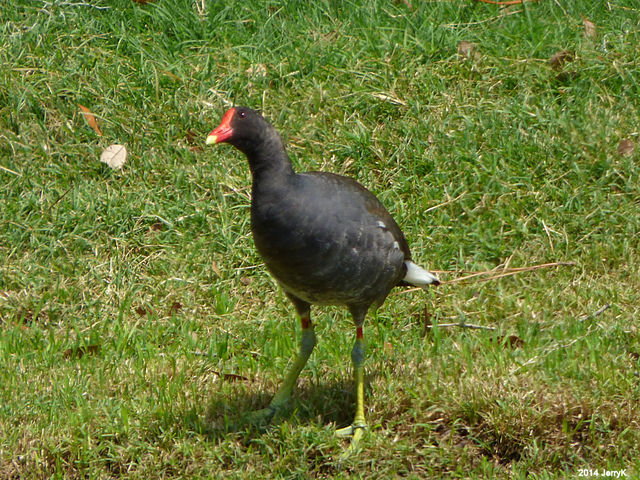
[337,324,367,460]
[250,303,316,425]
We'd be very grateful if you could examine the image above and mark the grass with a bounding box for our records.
[1,0,640,477]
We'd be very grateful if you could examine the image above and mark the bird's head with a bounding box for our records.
[206,106,274,155]
[206,106,291,177]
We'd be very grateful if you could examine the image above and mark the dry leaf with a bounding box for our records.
[135,306,147,316]
[393,0,413,8]
[169,301,182,315]
[185,129,204,152]
[100,144,127,169]
[457,41,477,60]
[500,334,525,349]
[211,259,221,277]
[489,334,524,349]
[212,371,249,382]
[184,129,198,145]
[371,92,407,106]
[79,104,102,136]
[63,344,101,359]
[16,309,35,324]
[583,17,597,39]
[246,64,267,77]
[618,139,635,157]
[150,221,164,232]
[222,373,248,382]
[549,50,573,70]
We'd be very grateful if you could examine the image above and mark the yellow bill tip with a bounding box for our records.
[205,135,218,146]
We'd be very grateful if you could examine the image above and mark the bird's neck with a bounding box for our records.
[244,134,295,185]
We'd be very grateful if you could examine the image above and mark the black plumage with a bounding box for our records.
[205,106,438,457]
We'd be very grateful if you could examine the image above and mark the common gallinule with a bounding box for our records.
[206,107,439,457]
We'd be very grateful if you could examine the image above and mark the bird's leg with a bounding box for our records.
[269,314,317,409]
[336,324,367,459]
[249,308,316,424]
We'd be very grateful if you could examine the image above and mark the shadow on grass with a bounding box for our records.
[190,372,384,445]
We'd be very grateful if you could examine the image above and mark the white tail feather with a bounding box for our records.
[403,261,439,287]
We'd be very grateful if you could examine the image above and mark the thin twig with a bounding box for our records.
[424,192,467,214]
[396,261,575,296]
[46,186,73,213]
[579,304,611,321]
[444,261,576,285]
[426,322,496,331]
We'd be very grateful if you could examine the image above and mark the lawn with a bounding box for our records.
[1,0,639,478]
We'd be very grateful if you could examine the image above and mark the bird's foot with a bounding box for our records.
[247,405,281,426]
[335,422,367,438]
[336,423,367,462]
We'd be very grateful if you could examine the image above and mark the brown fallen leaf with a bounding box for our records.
[135,306,147,316]
[223,373,248,382]
[549,50,573,70]
[583,17,597,39]
[503,334,524,349]
[490,334,524,349]
[212,371,249,382]
[16,309,35,324]
[149,221,164,232]
[617,138,635,157]
[185,129,204,152]
[63,344,101,359]
[184,129,198,145]
[457,41,477,60]
[211,259,221,277]
[393,0,413,8]
[168,301,182,315]
[79,104,103,136]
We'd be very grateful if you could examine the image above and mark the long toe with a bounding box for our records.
[335,422,367,438]
[247,406,279,426]
[338,425,366,462]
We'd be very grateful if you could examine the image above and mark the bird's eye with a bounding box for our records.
[238,111,246,119]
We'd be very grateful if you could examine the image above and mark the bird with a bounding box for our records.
[205,106,439,457]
